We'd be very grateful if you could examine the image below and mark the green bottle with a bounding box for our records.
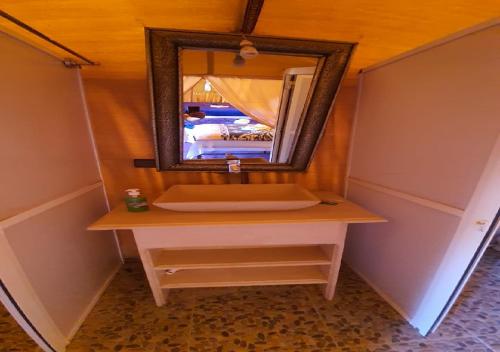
[125,188,149,212]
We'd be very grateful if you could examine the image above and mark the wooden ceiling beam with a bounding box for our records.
[240,0,265,34]
[206,51,214,75]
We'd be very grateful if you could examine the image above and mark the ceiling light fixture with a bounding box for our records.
[204,80,212,92]
[239,38,258,59]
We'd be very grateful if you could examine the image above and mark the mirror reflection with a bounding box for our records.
[181,49,319,163]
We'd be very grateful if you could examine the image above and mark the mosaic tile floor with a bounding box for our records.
[65,247,499,352]
[0,303,42,352]
[443,247,500,352]
[0,248,498,351]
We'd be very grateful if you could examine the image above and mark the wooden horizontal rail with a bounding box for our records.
[151,246,330,270]
[348,177,464,217]
[159,266,328,289]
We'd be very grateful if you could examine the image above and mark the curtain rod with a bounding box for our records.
[0,10,98,67]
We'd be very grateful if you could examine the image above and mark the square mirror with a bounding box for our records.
[182,49,319,163]
[146,29,355,171]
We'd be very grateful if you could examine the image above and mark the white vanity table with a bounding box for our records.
[89,191,384,307]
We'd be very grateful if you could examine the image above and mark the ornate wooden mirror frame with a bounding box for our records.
[145,28,356,172]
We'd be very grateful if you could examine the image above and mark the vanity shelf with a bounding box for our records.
[88,191,385,306]
[159,266,328,289]
[150,246,331,270]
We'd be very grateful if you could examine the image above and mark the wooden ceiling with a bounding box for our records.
[182,50,319,78]
[1,0,498,83]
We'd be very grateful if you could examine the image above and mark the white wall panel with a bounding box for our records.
[4,187,119,337]
[0,32,120,348]
[346,23,500,334]
[345,183,460,318]
[350,25,500,209]
[0,32,100,220]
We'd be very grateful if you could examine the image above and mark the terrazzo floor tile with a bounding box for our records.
[387,336,494,352]
[68,263,194,352]
[0,304,41,352]
[66,247,499,351]
[2,247,497,351]
[425,319,471,341]
[477,335,500,352]
[443,248,500,351]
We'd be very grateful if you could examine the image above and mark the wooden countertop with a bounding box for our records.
[88,191,385,230]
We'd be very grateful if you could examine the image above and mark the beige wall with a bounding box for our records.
[83,77,357,257]
[0,32,121,340]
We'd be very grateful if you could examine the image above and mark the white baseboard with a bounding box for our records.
[344,261,421,334]
[65,263,122,343]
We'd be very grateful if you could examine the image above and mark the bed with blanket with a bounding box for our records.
[183,102,274,160]
[183,102,246,117]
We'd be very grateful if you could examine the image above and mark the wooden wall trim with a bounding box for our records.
[343,73,364,197]
[348,177,465,217]
[77,72,123,263]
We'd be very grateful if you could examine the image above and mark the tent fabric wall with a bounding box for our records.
[182,75,202,93]
[183,77,225,103]
[206,76,283,127]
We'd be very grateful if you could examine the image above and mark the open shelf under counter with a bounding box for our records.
[150,246,331,270]
[159,266,328,289]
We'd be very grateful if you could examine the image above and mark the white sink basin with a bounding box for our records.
[153,184,321,212]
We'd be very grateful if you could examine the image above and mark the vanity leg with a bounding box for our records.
[137,247,166,306]
[323,224,347,300]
